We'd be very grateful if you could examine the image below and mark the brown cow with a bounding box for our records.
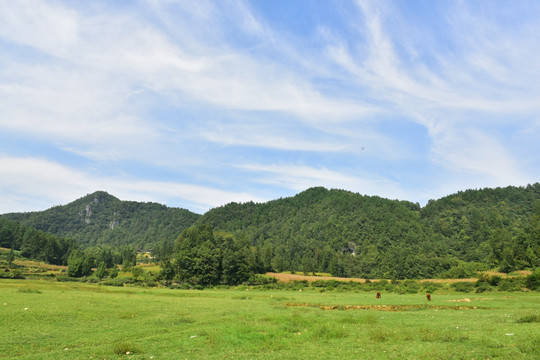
[426,293,431,301]
[376,292,381,299]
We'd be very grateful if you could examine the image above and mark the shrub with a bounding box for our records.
[403,280,420,294]
[489,275,502,286]
[516,314,540,323]
[498,277,525,292]
[441,263,479,279]
[372,279,389,291]
[475,282,491,293]
[311,280,328,288]
[109,267,119,279]
[0,269,24,279]
[56,275,77,282]
[525,268,540,290]
[94,262,109,279]
[131,266,143,280]
[421,281,442,293]
[112,340,141,355]
[451,282,475,292]
[17,288,42,294]
[102,278,129,287]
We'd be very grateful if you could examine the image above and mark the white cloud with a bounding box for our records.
[0,0,79,55]
[0,155,265,214]
[0,0,538,214]
[199,122,347,152]
[0,0,373,165]
[237,163,410,201]
[329,0,540,186]
[431,127,528,186]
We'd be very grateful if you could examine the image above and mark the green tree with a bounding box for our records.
[109,267,119,279]
[221,237,250,285]
[94,261,109,279]
[67,251,92,277]
[7,248,15,267]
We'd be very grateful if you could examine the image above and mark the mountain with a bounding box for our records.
[1,191,200,248]
[1,184,539,279]
[196,184,540,278]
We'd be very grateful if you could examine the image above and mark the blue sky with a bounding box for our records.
[1,0,539,214]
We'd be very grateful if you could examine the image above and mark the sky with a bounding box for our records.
[1,0,539,214]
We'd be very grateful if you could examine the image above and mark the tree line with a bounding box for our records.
[0,216,138,277]
[158,225,263,286]
[1,184,539,283]
[197,184,540,279]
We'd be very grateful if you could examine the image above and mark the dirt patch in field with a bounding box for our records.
[286,302,485,311]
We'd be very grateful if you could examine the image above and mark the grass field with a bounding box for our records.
[1,279,539,359]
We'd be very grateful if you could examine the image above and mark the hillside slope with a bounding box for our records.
[198,185,540,278]
[1,184,539,279]
[2,191,200,248]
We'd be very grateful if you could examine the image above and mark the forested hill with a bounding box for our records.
[1,191,200,248]
[197,184,540,278]
[1,184,539,279]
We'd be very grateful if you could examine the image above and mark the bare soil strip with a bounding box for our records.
[285,302,484,311]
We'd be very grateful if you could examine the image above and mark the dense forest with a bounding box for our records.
[0,216,138,271]
[1,184,539,280]
[0,216,77,265]
[2,191,200,248]
[196,184,540,278]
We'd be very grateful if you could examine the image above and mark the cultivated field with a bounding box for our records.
[1,279,539,359]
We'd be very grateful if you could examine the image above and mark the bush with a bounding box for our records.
[489,275,502,286]
[112,340,141,355]
[498,277,525,292]
[451,282,475,292]
[403,280,420,294]
[109,267,119,279]
[372,279,389,291]
[311,280,329,288]
[525,268,540,290]
[56,275,77,282]
[475,282,491,293]
[421,281,442,293]
[102,278,130,287]
[94,262,109,279]
[441,263,479,279]
[0,269,24,279]
[244,274,277,286]
[516,314,540,323]
[17,288,42,294]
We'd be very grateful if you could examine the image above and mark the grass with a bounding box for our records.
[1,279,539,359]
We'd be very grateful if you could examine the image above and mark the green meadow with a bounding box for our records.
[1,279,539,360]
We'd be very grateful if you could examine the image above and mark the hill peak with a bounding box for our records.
[77,191,119,205]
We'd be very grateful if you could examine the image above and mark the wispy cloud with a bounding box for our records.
[0,155,264,214]
[0,0,538,213]
[237,163,411,201]
[327,0,540,189]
